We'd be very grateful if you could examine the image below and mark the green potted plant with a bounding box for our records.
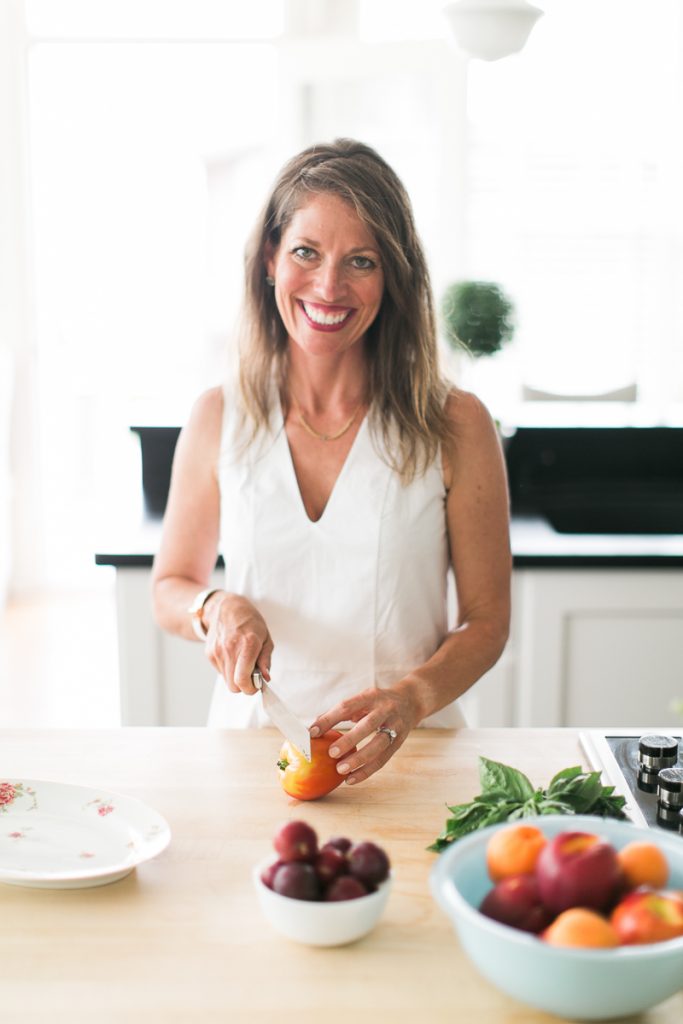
[440,280,515,358]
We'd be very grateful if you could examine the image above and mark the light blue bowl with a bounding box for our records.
[430,815,683,1021]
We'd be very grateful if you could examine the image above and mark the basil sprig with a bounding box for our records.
[428,756,627,853]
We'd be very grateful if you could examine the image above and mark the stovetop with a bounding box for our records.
[604,734,682,830]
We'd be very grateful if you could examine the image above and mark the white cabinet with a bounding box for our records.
[115,568,219,725]
[512,569,683,728]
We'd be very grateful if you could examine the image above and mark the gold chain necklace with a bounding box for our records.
[296,402,361,442]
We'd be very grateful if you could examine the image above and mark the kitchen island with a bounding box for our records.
[2,726,681,1022]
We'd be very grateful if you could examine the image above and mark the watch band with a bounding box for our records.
[187,588,220,641]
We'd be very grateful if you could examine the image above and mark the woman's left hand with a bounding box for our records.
[308,683,423,785]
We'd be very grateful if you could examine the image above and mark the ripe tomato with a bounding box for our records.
[277,730,345,801]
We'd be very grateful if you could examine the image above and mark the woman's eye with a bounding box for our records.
[292,246,316,261]
[350,255,376,271]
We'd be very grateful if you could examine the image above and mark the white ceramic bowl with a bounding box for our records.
[431,815,683,1021]
[253,858,392,947]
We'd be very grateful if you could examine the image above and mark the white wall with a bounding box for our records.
[0,0,43,601]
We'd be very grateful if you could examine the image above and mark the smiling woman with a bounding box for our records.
[151,137,511,785]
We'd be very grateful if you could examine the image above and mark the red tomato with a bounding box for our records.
[277,730,346,801]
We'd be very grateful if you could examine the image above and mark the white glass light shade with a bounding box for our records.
[442,0,543,62]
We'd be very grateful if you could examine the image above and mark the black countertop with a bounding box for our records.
[95,421,683,570]
[94,513,683,570]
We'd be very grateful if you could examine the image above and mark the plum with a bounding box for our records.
[273,820,318,863]
[324,836,352,854]
[314,845,348,884]
[480,874,553,934]
[272,862,320,901]
[324,875,368,901]
[260,859,284,890]
[348,841,390,886]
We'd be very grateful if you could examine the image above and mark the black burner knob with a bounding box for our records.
[638,734,679,770]
[657,767,683,809]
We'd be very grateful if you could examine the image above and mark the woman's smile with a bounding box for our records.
[297,299,356,331]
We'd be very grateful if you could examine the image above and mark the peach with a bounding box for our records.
[543,908,620,948]
[617,841,669,891]
[485,824,547,882]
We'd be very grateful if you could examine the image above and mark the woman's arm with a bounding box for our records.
[150,386,272,692]
[309,389,511,782]
[151,387,224,639]
[403,388,512,718]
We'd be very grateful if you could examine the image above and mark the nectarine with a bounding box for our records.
[535,831,621,914]
[611,888,683,945]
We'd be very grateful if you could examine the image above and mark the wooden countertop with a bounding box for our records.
[1,728,681,1023]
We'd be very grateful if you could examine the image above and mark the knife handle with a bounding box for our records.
[251,670,263,691]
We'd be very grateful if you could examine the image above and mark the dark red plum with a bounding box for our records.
[314,845,348,884]
[272,862,320,901]
[324,875,368,901]
[348,841,390,886]
[324,836,352,854]
[260,859,285,890]
[273,820,318,863]
[479,874,554,934]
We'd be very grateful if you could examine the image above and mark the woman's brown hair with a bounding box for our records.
[237,138,452,481]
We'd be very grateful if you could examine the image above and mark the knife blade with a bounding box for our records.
[252,671,312,762]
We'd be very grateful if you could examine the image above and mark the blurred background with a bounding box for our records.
[1,0,682,726]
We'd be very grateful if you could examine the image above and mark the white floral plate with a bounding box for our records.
[0,778,171,889]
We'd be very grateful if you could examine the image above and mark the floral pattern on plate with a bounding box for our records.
[0,779,171,889]
[0,781,38,813]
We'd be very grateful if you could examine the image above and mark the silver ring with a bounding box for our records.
[377,727,397,744]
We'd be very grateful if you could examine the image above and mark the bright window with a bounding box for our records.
[27,26,281,586]
[464,0,683,409]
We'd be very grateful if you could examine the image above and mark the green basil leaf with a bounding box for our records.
[590,794,628,819]
[479,756,535,801]
[434,804,497,845]
[547,765,583,793]
[445,801,481,820]
[552,772,603,812]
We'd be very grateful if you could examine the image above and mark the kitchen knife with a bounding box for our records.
[252,671,312,762]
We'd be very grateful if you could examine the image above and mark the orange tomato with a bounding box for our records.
[277,730,346,801]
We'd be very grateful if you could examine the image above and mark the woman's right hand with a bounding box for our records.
[202,592,274,695]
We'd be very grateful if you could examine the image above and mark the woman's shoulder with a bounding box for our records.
[442,387,502,488]
[444,386,496,433]
[186,385,225,435]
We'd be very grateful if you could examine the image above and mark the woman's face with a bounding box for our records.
[266,192,384,359]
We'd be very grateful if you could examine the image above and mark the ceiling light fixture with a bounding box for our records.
[442,0,544,62]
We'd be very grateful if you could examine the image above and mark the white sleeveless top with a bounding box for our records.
[207,387,466,729]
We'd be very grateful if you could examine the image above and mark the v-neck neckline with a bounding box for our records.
[277,400,369,526]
